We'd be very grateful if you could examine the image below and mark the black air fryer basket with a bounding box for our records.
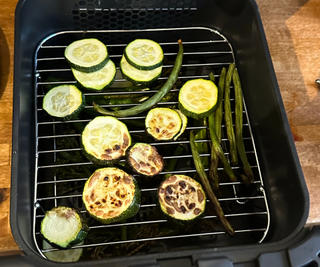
[10,0,310,266]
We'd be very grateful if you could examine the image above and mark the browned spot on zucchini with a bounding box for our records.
[96,210,103,216]
[101,153,113,160]
[180,205,186,213]
[194,208,202,215]
[88,171,100,188]
[166,206,175,215]
[105,148,112,154]
[179,181,186,189]
[122,133,130,148]
[90,190,95,201]
[123,175,132,185]
[188,203,196,210]
[197,189,204,203]
[114,144,120,150]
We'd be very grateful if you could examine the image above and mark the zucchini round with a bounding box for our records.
[40,206,88,249]
[126,143,164,177]
[158,175,206,224]
[124,39,163,70]
[81,116,131,165]
[173,109,188,141]
[43,85,85,120]
[178,79,219,119]
[43,240,83,262]
[83,167,141,224]
[72,59,116,91]
[145,107,182,141]
[120,55,162,85]
[65,38,109,73]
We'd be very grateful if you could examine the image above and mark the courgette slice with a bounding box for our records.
[65,38,109,73]
[43,240,83,262]
[173,109,188,141]
[158,175,206,224]
[120,56,162,85]
[40,206,88,249]
[126,143,164,177]
[72,59,116,91]
[81,116,131,165]
[124,39,163,70]
[43,85,85,120]
[178,79,219,119]
[145,107,182,141]
[83,167,141,224]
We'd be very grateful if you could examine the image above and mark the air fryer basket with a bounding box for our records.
[11,0,309,266]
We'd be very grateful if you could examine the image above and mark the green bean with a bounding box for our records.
[93,40,183,117]
[194,118,210,168]
[233,68,254,185]
[208,114,237,182]
[214,67,226,143]
[190,130,235,236]
[224,63,238,166]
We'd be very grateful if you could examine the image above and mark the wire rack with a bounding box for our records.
[33,27,270,260]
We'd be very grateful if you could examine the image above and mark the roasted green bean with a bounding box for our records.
[214,67,226,143]
[190,130,235,236]
[224,63,238,166]
[233,68,254,185]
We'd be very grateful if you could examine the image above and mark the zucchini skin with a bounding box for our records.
[40,207,89,249]
[66,55,109,73]
[158,175,206,225]
[93,39,183,118]
[120,68,161,86]
[124,39,164,71]
[43,85,86,121]
[83,168,141,224]
[126,143,164,177]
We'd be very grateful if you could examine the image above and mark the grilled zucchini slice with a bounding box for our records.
[43,85,85,120]
[178,79,219,119]
[43,240,83,262]
[40,206,88,249]
[126,143,164,177]
[124,39,163,70]
[81,116,131,165]
[158,175,206,224]
[145,108,182,141]
[83,167,141,224]
[173,109,188,141]
[120,55,162,85]
[72,59,116,91]
[65,38,109,73]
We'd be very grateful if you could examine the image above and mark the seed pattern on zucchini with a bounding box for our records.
[158,175,206,223]
[120,56,162,85]
[40,206,88,249]
[145,107,182,141]
[178,79,219,119]
[81,116,131,165]
[65,38,109,73]
[83,167,141,224]
[72,59,116,91]
[43,85,85,120]
[124,39,164,70]
[126,143,164,177]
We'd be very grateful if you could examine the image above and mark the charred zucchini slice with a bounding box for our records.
[158,175,206,223]
[178,79,219,119]
[145,108,182,141]
[40,206,88,249]
[71,59,116,91]
[124,39,164,70]
[65,38,109,73]
[173,109,188,141]
[81,116,131,165]
[120,55,162,85]
[83,167,141,224]
[43,240,83,262]
[43,85,85,120]
[126,143,164,177]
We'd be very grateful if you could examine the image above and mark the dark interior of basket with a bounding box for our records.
[34,28,270,260]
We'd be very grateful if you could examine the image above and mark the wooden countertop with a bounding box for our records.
[0,0,319,255]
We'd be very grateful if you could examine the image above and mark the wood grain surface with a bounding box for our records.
[0,0,319,254]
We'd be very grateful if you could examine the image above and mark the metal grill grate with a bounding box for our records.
[33,28,270,260]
